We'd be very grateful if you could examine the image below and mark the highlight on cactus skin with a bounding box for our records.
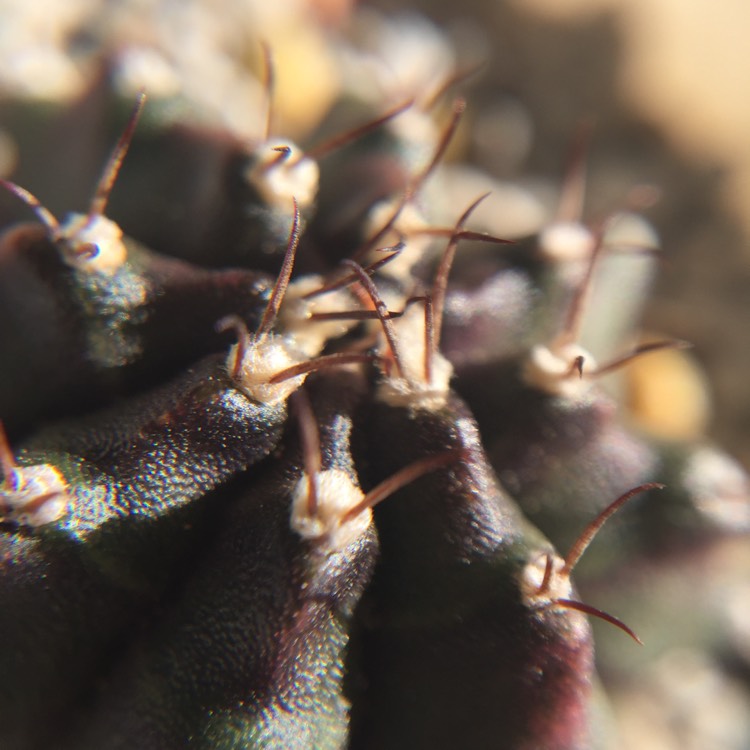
[1,3,749,749]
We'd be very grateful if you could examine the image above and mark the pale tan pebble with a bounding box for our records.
[1,46,88,100]
[624,343,711,440]
[683,447,750,532]
[113,46,182,99]
[342,8,455,105]
[539,221,597,262]
[263,18,341,138]
[437,165,547,239]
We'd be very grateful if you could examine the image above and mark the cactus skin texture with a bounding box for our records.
[0,9,748,750]
[349,392,594,750]
[65,371,378,750]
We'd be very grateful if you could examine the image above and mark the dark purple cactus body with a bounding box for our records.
[0,220,274,436]
[0,9,747,749]
[65,370,378,750]
[350,393,594,750]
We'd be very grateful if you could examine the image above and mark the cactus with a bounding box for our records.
[1,3,749,749]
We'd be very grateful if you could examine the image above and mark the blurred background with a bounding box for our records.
[368,0,750,468]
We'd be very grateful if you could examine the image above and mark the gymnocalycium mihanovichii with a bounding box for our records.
[1,23,747,750]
